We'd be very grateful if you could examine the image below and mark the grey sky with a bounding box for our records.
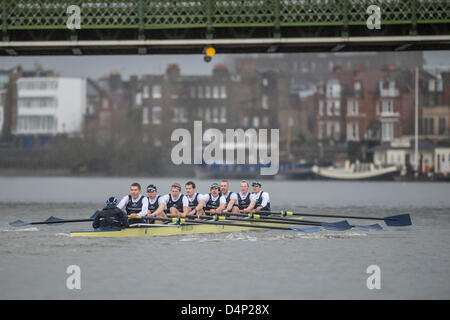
[0,51,448,80]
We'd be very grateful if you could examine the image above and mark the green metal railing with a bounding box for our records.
[0,0,448,31]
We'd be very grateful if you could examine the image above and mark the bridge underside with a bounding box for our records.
[1,0,449,55]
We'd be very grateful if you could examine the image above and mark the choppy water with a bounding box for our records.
[0,177,449,299]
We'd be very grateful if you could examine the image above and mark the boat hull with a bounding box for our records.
[70,219,300,238]
[312,165,400,181]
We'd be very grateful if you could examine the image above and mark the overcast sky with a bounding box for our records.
[0,51,448,80]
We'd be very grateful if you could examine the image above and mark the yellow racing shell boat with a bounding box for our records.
[70,218,304,238]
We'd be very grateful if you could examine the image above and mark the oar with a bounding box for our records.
[139,215,360,232]
[247,210,411,227]
[208,211,381,231]
[9,217,94,227]
[9,210,101,227]
[135,216,320,232]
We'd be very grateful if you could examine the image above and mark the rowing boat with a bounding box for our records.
[70,219,303,238]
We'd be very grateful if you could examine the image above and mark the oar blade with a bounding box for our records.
[384,214,412,227]
[354,223,383,231]
[45,216,65,225]
[321,220,352,231]
[290,226,321,233]
[9,219,30,227]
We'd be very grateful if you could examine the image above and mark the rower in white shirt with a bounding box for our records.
[204,183,226,215]
[184,181,206,216]
[117,182,149,224]
[236,180,252,212]
[160,183,189,218]
[145,184,167,224]
[244,181,271,213]
[219,179,239,213]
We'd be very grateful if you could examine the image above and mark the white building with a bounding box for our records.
[435,148,450,176]
[15,77,86,136]
[371,139,435,174]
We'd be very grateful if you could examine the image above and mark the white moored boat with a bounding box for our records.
[312,160,400,181]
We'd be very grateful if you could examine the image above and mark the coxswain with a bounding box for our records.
[204,183,226,215]
[146,184,167,224]
[117,182,149,225]
[245,181,271,213]
[93,197,129,230]
[160,183,189,218]
[185,181,206,216]
[219,179,239,213]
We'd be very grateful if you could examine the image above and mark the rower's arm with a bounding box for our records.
[246,200,256,211]
[138,198,149,217]
[117,196,128,210]
[151,203,166,216]
[195,199,205,213]
[226,198,237,211]
[256,192,270,211]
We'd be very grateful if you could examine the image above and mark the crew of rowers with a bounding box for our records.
[93,180,270,229]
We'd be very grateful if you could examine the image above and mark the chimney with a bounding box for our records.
[166,64,180,79]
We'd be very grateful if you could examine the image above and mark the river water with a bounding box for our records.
[0,177,449,299]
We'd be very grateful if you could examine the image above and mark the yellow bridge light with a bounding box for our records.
[205,46,216,57]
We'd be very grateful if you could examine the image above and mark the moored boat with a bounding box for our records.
[312,160,400,181]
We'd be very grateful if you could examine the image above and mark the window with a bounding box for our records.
[334,122,340,139]
[347,123,359,141]
[212,107,219,123]
[152,106,161,124]
[263,116,269,127]
[220,106,227,123]
[382,122,394,142]
[334,101,340,116]
[243,116,249,127]
[262,78,268,87]
[318,100,324,116]
[197,86,203,98]
[190,86,196,98]
[438,118,446,135]
[354,82,361,92]
[205,86,211,99]
[17,115,56,132]
[213,86,219,99]
[135,93,142,106]
[205,108,211,123]
[327,122,333,137]
[220,86,227,99]
[327,101,333,116]
[172,107,187,123]
[347,100,358,116]
[318,121,324,139]
[429,79,435,91]
[262,95,269,110]
[152,85,162,99]
[253,116,259,128]
[382,100,394,114]
[143,107,149,125]
[102,99,109,109]
[142,85,149,98]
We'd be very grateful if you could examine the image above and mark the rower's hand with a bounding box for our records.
[243,208,249,213]
[129,213,137,219]
[178,212,186,218]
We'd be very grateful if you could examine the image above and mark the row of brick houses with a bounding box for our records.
[307,65,450,145]
[1,59,449,167]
